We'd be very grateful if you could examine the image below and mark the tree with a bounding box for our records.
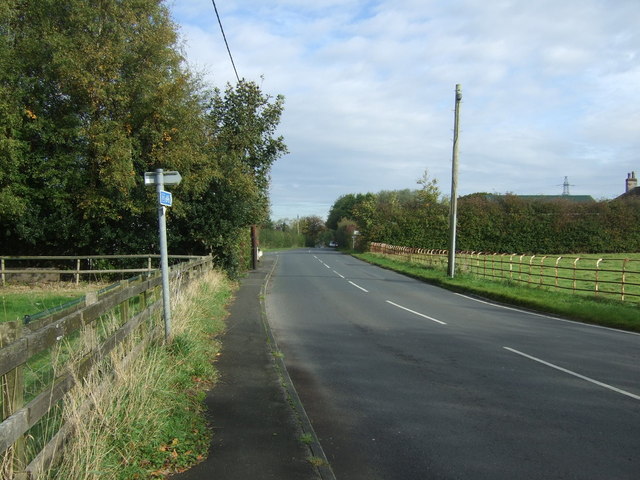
[204,80,287,227]
[0,0,211,254]
[0,1,28,226]
[335,218,359,250]
[416,168,443,206]
[326,193,369,231]
[0,2,288,276]
[171,80,287,275]
[299,216,326,247]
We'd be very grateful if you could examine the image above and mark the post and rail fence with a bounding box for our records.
[369,242,640,303]
[0,255,204,286]
[0,255,213,479]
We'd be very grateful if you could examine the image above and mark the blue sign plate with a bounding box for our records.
[159,190,172,207]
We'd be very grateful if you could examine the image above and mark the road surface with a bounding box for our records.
[265,249,640,480]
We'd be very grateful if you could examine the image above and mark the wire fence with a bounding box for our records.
[369,243,640,303]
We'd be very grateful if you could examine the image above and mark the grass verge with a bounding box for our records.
[355,252,640,333]
[42,270,233,479]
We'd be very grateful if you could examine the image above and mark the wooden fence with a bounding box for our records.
[0,255,212,479]
[0,255,203,286]
[369,243,640,303]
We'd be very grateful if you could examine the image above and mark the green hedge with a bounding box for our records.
[339,189,640,254]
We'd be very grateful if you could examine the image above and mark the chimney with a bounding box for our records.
[626,171,637,193]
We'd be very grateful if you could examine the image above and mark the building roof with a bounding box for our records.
[615,186,640,200]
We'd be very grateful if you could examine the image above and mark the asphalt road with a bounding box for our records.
[264,249,640,480]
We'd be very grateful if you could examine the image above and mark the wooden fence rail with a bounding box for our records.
[0,255,212,479]
[369,243,640,303]
[0,255,203,286]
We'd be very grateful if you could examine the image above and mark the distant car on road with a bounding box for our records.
[329,241,338,247]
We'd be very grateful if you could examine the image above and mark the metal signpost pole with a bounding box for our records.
[144,169,181,343]
[155,168,172,342]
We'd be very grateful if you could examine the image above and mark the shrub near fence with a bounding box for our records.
[369,243,640,303]
[0,255,212,479]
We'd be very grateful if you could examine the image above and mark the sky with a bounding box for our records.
[168,0,640,221]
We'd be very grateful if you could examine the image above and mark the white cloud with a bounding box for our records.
[168,0,640,220]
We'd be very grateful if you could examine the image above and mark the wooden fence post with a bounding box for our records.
[509,254,514,280]
[483,253,487,278]
[518,254,525,281]
[554,257,562,289]
[621,258,628,301]
[120,280,130,324]
[1,321,26,473]
[528,256,536,284]
[595,259,603,297]
[491,253,497,277]
[1,258,5,287]
[539,256,548,286]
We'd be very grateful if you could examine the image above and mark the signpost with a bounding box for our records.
[144,171,182,186]
[159,191,172,207]
[144,168,181,341]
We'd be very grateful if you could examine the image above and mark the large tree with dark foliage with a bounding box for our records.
[0,0,286,275]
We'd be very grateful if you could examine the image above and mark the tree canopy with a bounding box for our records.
[0,0,287,275]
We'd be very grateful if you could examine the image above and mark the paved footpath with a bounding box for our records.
[172,254,332,480]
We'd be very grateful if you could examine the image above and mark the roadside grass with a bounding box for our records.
[355,252,640,333]
[38,270,233,480]
[299,433,314,445]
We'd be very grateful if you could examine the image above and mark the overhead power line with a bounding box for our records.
[211,0,240,82]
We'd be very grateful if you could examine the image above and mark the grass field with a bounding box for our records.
[0,283,103,323]
[356,252,640,333]
[461,252,640,303]
[376,248,640,304]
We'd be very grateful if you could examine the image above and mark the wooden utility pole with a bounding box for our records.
[251,225,258,270]
[447,84,462,278]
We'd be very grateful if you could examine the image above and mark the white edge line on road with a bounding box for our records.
[348,281,369,293]
[386,301,447,325]
[454,293,640,336]
[503,347,640,401]
[333,271,345,279]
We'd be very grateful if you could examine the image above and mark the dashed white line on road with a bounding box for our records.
[333,271,345,279]
[385,301,447,325]
[348,281,369,293]
[313,255,331,269]
[504,347,640,401]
